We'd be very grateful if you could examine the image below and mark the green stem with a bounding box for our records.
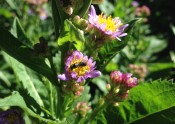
[84,98,110,124]
[79,0,92,17]
[49,82,54,116]
[48,52,63,119]
[56,86,64,119]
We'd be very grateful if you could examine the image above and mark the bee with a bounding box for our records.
[70,62,87,70]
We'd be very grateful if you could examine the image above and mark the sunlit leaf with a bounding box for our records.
[104,80,175,124]
[97,19,140,70]
[57,19,85,51]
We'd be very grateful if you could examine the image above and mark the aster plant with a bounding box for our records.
[0,0,174,124]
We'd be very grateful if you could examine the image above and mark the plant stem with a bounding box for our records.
[48,52,63,119]
[84,98,110,124]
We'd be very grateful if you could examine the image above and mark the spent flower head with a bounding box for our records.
[73,102,91,117]
[58,50,101,83]
[88,5,128,41]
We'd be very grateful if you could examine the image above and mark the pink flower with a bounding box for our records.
[88,5,128,41]
[58,50,101,83]
[122,73,138,89]
[110,71,123,86]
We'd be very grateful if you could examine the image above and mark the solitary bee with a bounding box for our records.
[70,62,87,70]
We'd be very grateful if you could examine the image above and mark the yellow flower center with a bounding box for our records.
[97,13,122,32]
[69,57,90,77]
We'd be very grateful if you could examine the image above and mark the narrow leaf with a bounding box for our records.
[51,0,61,38]
[10,17,32,46]
[4,53,44,106]
[0,28,58,85]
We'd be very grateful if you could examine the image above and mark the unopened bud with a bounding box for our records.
[73,15,81,24]
[113,102,119,107]
[73,83,80,91]
[73,102,91,117]
[79,86,84,92]
[75,91,81,96]
[123,76,138,90]
[106,84,111,91]
[114,88,120,94]
[110,71,123,86]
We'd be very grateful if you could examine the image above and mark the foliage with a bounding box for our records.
[0,0,175,123]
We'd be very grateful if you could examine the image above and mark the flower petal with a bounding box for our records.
[58,74,67,80]
[89,5,97,18]
[87,70,101,78]
[77,76,85,82]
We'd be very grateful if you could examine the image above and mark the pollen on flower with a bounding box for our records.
[58,50,101,83]
[98,13,123,32]
[88,5,128,41]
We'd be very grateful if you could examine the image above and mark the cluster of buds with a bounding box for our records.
[135,5,151,17]
[62,82,85,97]
[129,64,148,82]
[26,0,48,20]
[73,102,91,117]
[106,71,138,104]
[72,16,89,30]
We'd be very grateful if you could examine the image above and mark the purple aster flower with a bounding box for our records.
[58,50,101,83]
[88,5,129,41]
[0,109,25,124]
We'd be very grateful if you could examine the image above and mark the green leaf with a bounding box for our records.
[0,8,13,18]
[97,19,140,70]
[77,0,92,17]
[144,36,167,56]
[51,0,61,38]
[57,19,85,51]
[4,53,44,106]
[0,28,58,85]
[10,17,32,46]
[147,63,175,79]
[130,107,175,124]
[99,0,114,15]
[105,80,175,124]
[0,91,58,123]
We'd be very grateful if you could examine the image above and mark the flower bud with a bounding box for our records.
[73,83,80,91]
[75,91,81,96]
[123,76,138,90]
[73,102,91,117]
[110,71,123,86]
[72,16,89,30]
[106,83,111,91]
[113,102,119,107]
[79,86,84,92]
